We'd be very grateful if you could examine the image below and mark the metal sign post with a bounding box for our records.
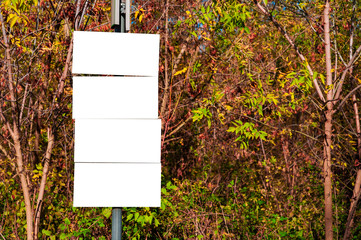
[112,208,122,240]
[72,2,160,240]
[112,0,130,33]
[111,1,129,239]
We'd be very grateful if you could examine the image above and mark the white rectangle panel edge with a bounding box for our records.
[72,31,160,77]
[73,163,161,207]
[74,119,161,163]
[72,76,158,119]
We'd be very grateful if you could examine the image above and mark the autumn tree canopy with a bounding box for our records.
[1,0,361,239]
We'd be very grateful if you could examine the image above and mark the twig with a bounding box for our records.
[165,116,192,138]
[253,0,325,102]
[335,85,361,112]
[19,84,29,121]
[343,187,361,240]
[333,44,361,101]
[0,231,7,240]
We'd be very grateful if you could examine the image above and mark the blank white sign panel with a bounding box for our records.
[73,163,161,207]
[74,119,161,163]
[72,76,158,119]
[72,31,160,77]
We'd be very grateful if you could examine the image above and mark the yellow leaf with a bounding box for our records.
[135,10,139,19]
[216,7,223,17]
[202,36,211,41]
[225,105,233,111]
[139,13,143,23]
[174,67,188,76]
[8,14,18,28]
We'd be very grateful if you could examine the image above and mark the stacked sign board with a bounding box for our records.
[72,31,161,207]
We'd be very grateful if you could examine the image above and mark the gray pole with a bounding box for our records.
[112,208,122,240]
[112,0,126,33]
[120,1,126,33]
[112,0,130,240]
[111,1,128,239]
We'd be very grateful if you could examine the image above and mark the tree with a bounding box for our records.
[0,0,109,238]
[248,0,361,238]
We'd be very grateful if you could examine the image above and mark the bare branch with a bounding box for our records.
[0,10,34,240]
[253,0,325,102]
[0,143,11,160]
[333,44,361,101]
[336,85,361,112]
[34,128,54,238]
[166,115,192,138]
[19,84,29,121]
[343,184,361,240]
[160,0,170,123]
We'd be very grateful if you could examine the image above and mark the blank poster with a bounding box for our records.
[73,163,161,207]
[72,76,158,119]
[74,119,161,163]
[72,31,160,77]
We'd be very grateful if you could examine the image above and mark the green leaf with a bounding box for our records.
[127,213,133,221]
[42,229,51,236]
[154,217,160,226]
[102,208,112,219]
[313,71,318,81]
[59,223,66,231]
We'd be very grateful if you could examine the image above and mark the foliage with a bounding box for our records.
[1,0,361,239]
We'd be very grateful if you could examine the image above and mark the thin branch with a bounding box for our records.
[34,128,54,238]
[343,186,361,240]
[160,0,170,122]
[0,143,11,160]
[253,0,325,102]
[75,0,81,30]
[334,44,361,101]
[0,10,34,240]
[78,0,89,30]
[166,115,192,138]
[0,232,6,240]
[335,85,361,112]
[19,84,29,121]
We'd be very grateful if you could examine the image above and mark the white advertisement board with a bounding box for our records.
[73,163,161,207]
[72,31,161,207]
[73,77,158,119]
[74,119,161,163]
[72,31,160,77]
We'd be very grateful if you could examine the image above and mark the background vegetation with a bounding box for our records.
[1,0,361,239]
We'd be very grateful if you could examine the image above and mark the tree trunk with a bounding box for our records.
[343,1,361,236]
[323,1,334,239]
[160,0,169,124]
[324,111,333,240]
[1,12,34,238]
[14,128,34,240]
[33,128,54,239]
